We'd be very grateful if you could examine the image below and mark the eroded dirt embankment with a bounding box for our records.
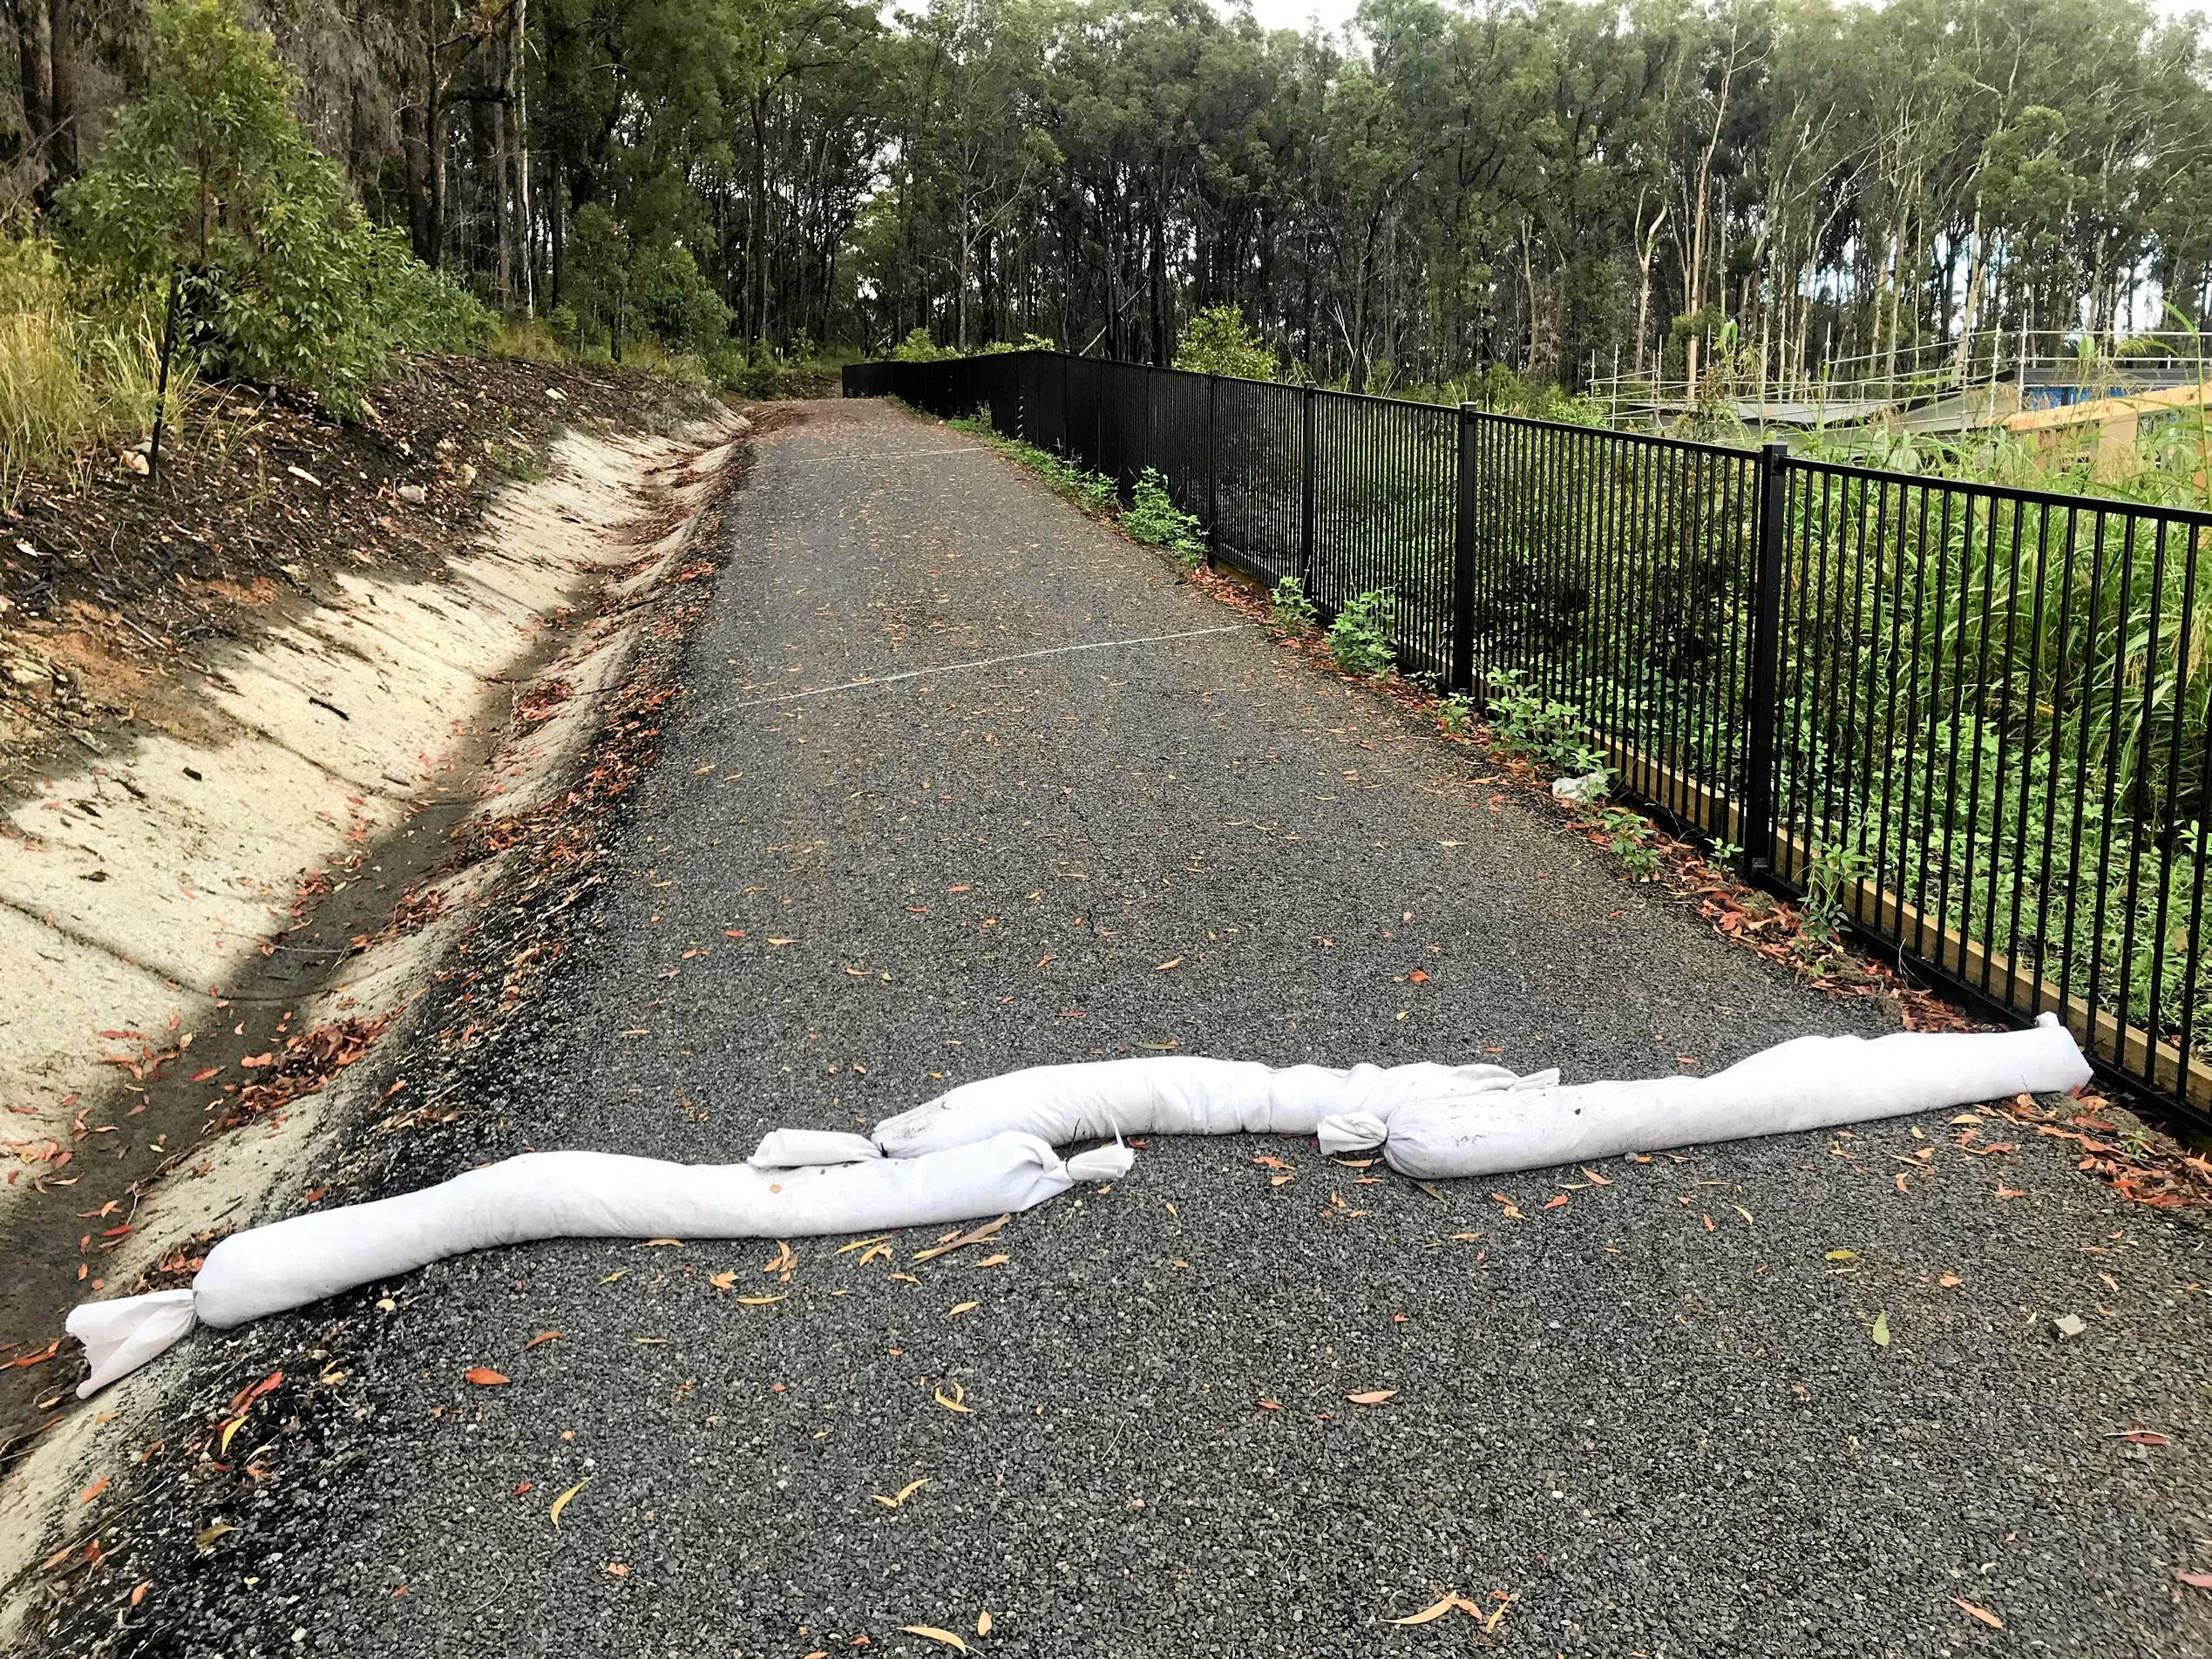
[0,396,747,1461]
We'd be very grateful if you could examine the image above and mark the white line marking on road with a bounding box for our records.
[778,445,991,464]
[731,624,1249,708]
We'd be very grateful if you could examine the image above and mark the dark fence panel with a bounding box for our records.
[1463,417,1760,842]
[1311,391,1460,679]
[1212,376,1306,584]
[1774,462,2211,1113]
[842,348,2212,1128]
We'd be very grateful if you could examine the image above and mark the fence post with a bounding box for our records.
[1299,384,1317,590]
[1060,351,1071,457]
[1206,375,1219,567]
[1741,439,1790,877]
[1449,403,1477,693]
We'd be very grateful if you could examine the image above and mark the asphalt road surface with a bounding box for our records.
[58,398,2212,1657]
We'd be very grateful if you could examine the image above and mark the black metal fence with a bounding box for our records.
[845,350,2212,1131]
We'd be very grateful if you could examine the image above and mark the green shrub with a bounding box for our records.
[1123,467,1204,564]
[60,0,486,410]
[1328,589,1397,677]
[1270,575,1317,630]
[890,328,952,362]
[366,226,492,355]
[1173,304,1276,380]
[1485,667,1607,775]
[636,244,732,355]
[64,0,372,407]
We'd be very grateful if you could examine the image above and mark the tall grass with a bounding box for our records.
[0,234,182,504]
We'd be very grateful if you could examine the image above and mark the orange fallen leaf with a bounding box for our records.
[1388,1594,1477,1626]
[1541,1194,1569,1210]
[523,1331,560,1350]
[78,1476,109,1504]
[1951,1596,2003,1629]
[463,1367,510,1386]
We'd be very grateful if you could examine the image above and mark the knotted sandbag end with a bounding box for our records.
[66,1288,199,1398]
[1063,1140,1136,1182]
[1316,1111,1388,1155]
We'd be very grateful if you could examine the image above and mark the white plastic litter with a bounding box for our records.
[1314,1014,2090,1178]
[65,1131,1130,1398]
[1550,770,1609,805]
[871,1055,1558,1158]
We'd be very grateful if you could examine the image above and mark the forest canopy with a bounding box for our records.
[4,0,2209,389]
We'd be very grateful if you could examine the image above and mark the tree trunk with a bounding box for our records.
[9,0,51,198]
[44,0,75,182]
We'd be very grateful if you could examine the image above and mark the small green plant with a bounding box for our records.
[1271,575,1317,631]
[1327,589,1397,677]
[1799,843,1871,951]
[485,437,548,483]
[949,411,1120,518]
[1437,692,1476,735]
[1486,667,1606,775]
[1123,467,1204,564]
[1708,839,1745,868]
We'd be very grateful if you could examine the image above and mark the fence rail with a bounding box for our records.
[845,351,2212,1131]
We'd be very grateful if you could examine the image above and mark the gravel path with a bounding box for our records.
[64,398,2212,1657]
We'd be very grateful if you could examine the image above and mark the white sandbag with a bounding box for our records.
[66,1132,1131,1398]
[1318,1013,2090,1179]
[750,1129,883,1168]
[871,1055,1557,1157]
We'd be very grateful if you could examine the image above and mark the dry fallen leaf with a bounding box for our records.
[464,1367,510,1386]
[1388,1594,1477,1626]
[548,1476,590,1528]
[873,1477,931,1508]
[977,1610,994,1636]
[1951,1596,2003,1629]
[2178,1570,2212,1590]
[523,1331,560,1350]
[193,1524,234,1552]
[933,1382,973,1413]
[736,1292,787,1306]
[900,1625,970,1652]
[1155,957,1182,972]
[946,1301,979,1318]
[1345,1390,1397,1405]
[78,1477,109,1505]
[1870,1312,1890,1347]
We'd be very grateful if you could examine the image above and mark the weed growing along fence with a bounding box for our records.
[845,349,2212,1132]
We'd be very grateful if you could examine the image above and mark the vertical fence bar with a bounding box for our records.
[1206,376,1219,566]
[1299,385,1316,592]
[1451,403,1477,693]
[1742,440,1790,874]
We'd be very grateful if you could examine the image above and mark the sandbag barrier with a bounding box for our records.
[67,1018,2087,1396]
